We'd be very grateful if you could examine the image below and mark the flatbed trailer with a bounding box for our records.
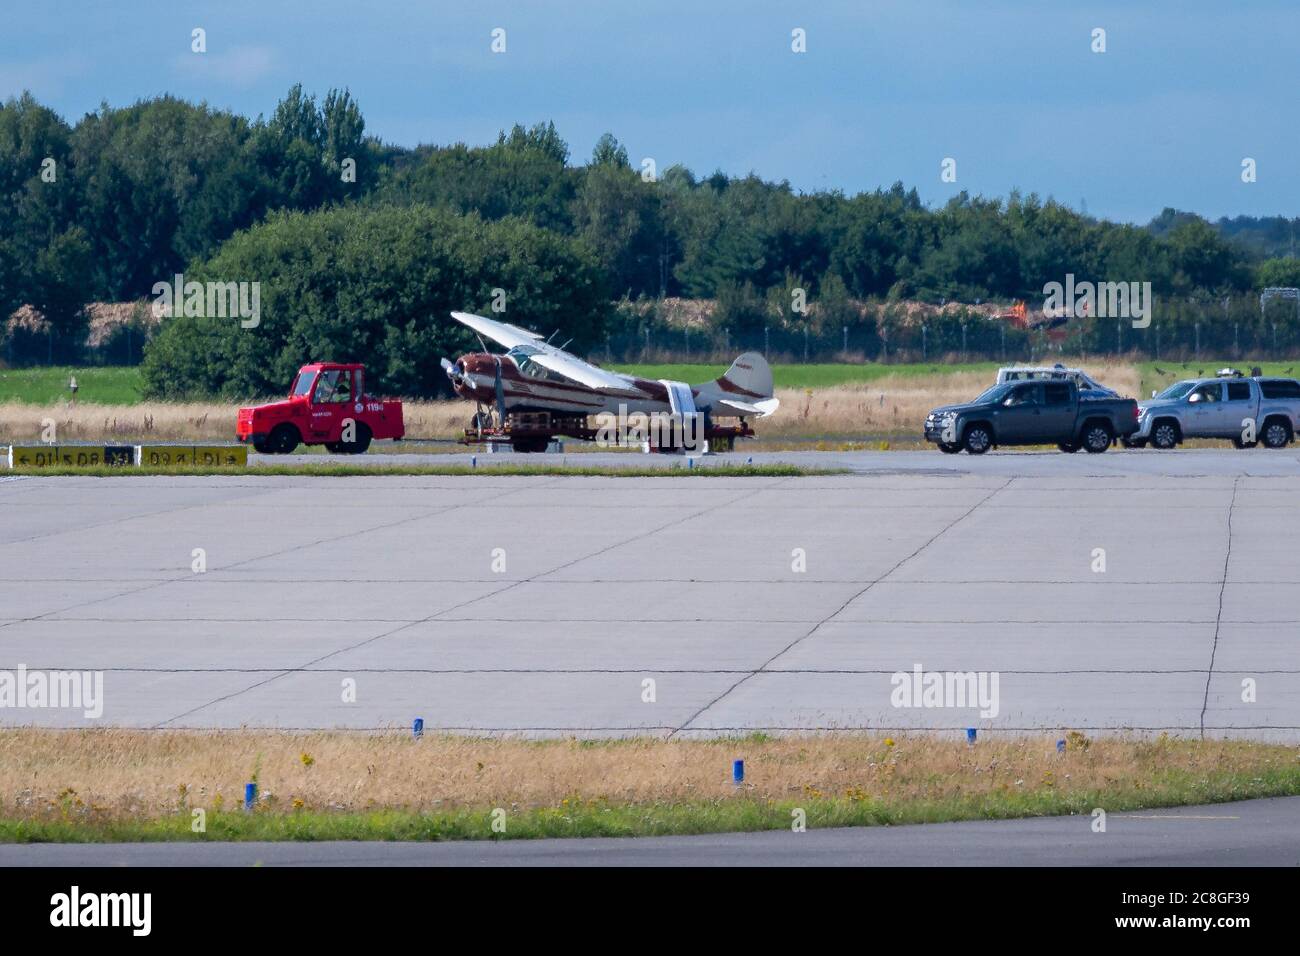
[460,411,757,453]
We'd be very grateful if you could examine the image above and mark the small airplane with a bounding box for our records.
[996,300,1071,334]
[440,311,779,451]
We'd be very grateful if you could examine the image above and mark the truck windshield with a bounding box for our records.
[974,384,1014,404]
[292,372,316,397]
[1155,381,1195,400]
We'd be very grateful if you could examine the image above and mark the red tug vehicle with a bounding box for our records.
[236,362,405,454]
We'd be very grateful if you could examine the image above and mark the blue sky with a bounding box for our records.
[3,1,1296,223]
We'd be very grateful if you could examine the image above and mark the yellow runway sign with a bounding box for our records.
[6,444,247,469]
[137,446,196,467]
[7,445,60,468]
[192,445,248,467]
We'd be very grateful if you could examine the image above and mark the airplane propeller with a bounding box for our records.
[442,354,507,429]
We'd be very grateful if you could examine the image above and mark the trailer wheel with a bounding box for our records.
[511,437,549,453]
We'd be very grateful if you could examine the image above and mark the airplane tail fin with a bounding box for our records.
[716,352,774,399]
[695,352,779,418]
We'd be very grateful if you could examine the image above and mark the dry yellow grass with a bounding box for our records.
[766,360,1142,438]
[0,361,1141,444]
[0,400,470,444]
[0,728,1289,820]
[0,401,238,443]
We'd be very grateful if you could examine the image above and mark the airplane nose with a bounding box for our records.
[454,361,479,396]
[442,357,471,395]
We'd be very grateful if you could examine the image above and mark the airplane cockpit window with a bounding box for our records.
[507,346,559,381]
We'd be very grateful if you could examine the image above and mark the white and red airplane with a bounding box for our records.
[441,311,778,451]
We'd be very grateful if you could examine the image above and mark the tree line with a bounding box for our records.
[3,87,1300,393]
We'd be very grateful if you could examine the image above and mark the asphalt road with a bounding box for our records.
[264,444,1300,477]
[1,448,1298,737]
[3,796,1296,866]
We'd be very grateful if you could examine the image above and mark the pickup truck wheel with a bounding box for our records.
[962,425,992,455]
[1082,423,1112,453]
[1150,420,1179,450]
[267,424,300,455]
[1262,419,1292,449]
[937,442,961,454]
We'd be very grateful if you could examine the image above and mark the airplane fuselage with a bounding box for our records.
[449,352,682,416]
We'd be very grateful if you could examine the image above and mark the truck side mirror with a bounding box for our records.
[1188,393,1201,403]
[1151,389,1157,398]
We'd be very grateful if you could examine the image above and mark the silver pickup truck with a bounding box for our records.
[1126,372,1300,449]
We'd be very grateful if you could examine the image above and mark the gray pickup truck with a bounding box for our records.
[924,379,1140,454]
[1126,372,1300,449]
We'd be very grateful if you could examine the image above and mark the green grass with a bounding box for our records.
[614,361,1007,389]
[0,366,144,404]
[6,462,834,478]
[5,765,1297,844]
[0,362,1011,404]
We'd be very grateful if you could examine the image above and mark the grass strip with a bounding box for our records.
[4,462,835,478]
[3,730,1295,842]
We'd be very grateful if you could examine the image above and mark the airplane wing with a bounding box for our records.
[528,349,631,391]
[451,311,631,391]
[451,311,545,349]
[716,397,781,418]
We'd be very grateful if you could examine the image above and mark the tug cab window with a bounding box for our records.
[312,369,354,404]
[292,371,317,398]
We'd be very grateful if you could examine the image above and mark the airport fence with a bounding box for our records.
[598,295,1300,365]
